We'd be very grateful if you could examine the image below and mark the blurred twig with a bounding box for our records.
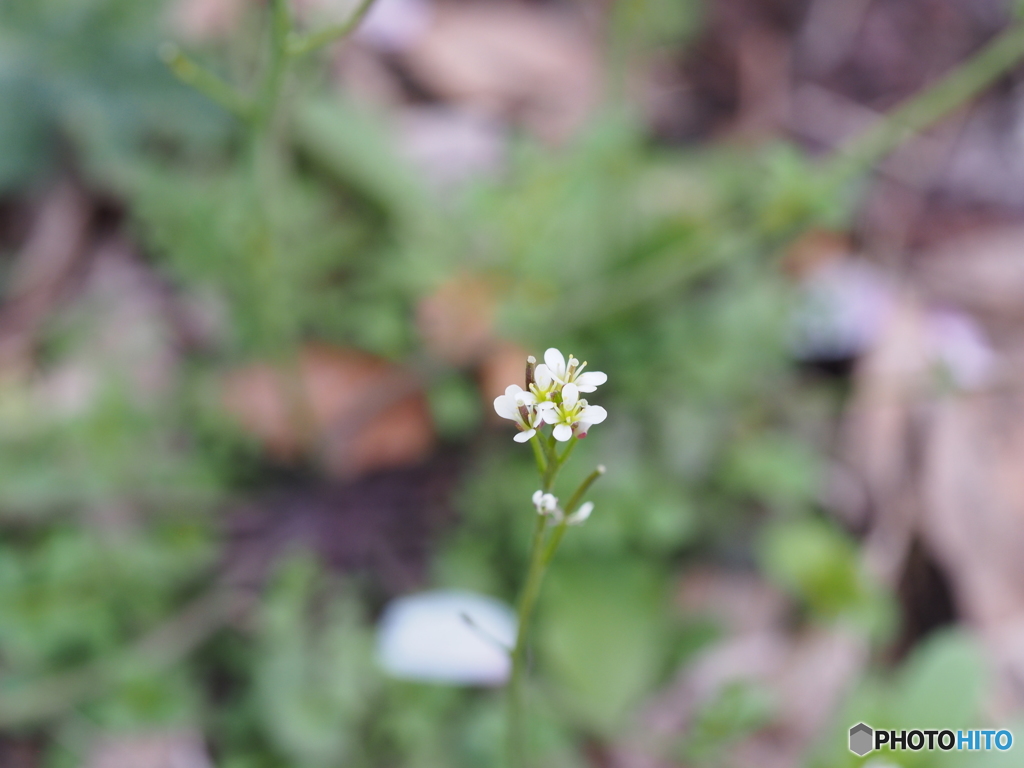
[159,43,253,121]
[560,20,1024,330]
[823,21,1024,183]
[286,0,378,57]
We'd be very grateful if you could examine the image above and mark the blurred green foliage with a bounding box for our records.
[0,0,997,765]
[812,630,989,768]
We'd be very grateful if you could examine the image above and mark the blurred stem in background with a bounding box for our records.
[162,0,380,449]
[559,16,1024,336]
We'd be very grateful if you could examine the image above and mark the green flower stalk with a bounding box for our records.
[495,348,607,768]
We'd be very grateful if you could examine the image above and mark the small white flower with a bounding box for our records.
[537,348,607,393]
[532,490,558,516]
[566,501,593,525]
[493,385,541,443]
[538,382,608,441]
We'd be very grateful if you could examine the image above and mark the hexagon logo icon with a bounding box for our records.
[849,723,874,756]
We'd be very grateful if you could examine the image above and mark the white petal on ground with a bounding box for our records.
[376,590,517,685]
[544,348,566,377]
[574,371,607,392]
[579,404,607,424]
[513,429,535,443]
[553,423,573,441]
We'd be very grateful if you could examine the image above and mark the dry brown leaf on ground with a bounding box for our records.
[222,343,434,477]
[401,2,599,143]
[917,227,1024,330]
[839,295,929,539]
[781,229,852,279]
[478,340,531,420]
[86,730,212,768]
[416,273,497,365]
[923,394,1024,629]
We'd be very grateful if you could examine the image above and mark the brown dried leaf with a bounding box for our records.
[402,2,599,143]
[918,227,1024,326]
[416,273,497,366]
[222,343,434,477]
[478,340,530,420]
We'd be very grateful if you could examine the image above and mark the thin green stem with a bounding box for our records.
[160,43,253,120]
[557,436,578,467]
[259,0,293,125]
[542,466,605,566]
[824,20,1024,184]
[508,512,548,768]
[507,451,605,766]
[529,434,547,477]
[541,433,563,491]
[286,0,378,56]
[563,465,605,518]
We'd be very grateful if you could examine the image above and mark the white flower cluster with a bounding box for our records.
[493,348,608,443]
[532,490,593,526]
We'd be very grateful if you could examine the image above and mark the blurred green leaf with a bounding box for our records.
[538,558,670,734]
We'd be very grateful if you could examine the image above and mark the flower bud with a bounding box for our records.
[525,356,536,388]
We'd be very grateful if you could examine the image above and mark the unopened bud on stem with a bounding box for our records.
[525,356,536,389]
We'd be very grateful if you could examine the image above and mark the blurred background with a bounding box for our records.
[4,0,1024,766]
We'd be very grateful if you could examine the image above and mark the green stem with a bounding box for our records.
[824,20,1024,184]
[507,447,605,767]
[541,434,562,490]
[557,436,579,467]
[286,0,379,56]
[508,512,548,768]
[563,465,605,519]
[160,43,253,120]
[529,434,547,477]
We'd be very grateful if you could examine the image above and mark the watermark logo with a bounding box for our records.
[848,724,1013,756]
[849,723,873,756]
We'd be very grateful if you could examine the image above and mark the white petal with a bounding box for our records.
[376,590,516,685]
[505,384,524,398]
[562,383,579,408]
[514,429,535,443]
[534,365,553,389]
[574,371,607,392]
[532,490,544,507]
[552,423,573,442]
[544,348,566,377]
[516,390,538,405]
[567,502,593,525]
[493,396,517,420]
[541,408,561,425]
[579,404,607,424]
